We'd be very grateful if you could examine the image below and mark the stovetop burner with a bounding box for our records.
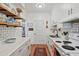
[62,45,75,50]
[56,41,62,43]
[75,46,79,49]
[63,41,72,44]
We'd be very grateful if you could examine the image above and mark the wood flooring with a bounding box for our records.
[31,44,50,56]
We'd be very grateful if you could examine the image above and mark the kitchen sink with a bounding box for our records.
[62,45,75,50]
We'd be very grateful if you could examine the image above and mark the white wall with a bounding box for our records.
[25,12,51,44]
[25,12,51,36]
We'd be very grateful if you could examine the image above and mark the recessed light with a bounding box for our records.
[35,3,45,8]
[38,4,43,8]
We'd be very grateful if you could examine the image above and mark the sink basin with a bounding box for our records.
[56,41,62,43]
[62,45,75,50]
[63,41,72,44]
[4,38,16,43]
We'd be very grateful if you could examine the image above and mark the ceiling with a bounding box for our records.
[25,3,55,13]
[15,3,79,14]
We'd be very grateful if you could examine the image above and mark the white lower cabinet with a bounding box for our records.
[10,40,31,56]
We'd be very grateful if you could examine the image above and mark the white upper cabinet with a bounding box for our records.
[61,4,79,23]
[51,3,79,23]
[71,4,79,14]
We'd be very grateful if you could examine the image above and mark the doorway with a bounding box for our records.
[34,20,45,36]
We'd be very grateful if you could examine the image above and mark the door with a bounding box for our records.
[33,20,47,44]
[34,20,45,36]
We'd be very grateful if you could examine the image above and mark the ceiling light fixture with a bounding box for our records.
[38,4,43,8]
[35,3,45,8]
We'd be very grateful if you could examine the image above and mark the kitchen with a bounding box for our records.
[0,3,79,56]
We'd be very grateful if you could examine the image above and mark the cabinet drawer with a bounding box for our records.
[11,44,25,56]
[11,40,31,56]
[10,49,20,56]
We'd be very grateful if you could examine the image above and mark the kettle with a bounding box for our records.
[63,32,69,40]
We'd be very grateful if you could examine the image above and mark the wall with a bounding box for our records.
[25,12,51,44]
[25,12,51,36]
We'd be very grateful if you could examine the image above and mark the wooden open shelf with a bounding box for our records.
[0,3,22,19]
[0,3,23,27]
[7,23,22,27]
[0,22,7,25]
[0,22,22,27]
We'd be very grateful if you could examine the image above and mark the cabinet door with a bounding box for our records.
[18,42,29,56]
[10,44,26,56]
[50,45,56,56]
[11,40,31,56]
[10,48,22,56]
[71,4,79,14]
[19,46,27,56]
[19,41,31,56]
[10,50,18,56]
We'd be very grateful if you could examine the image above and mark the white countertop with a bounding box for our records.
[0,37,31,56]
[49,37,79,56]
